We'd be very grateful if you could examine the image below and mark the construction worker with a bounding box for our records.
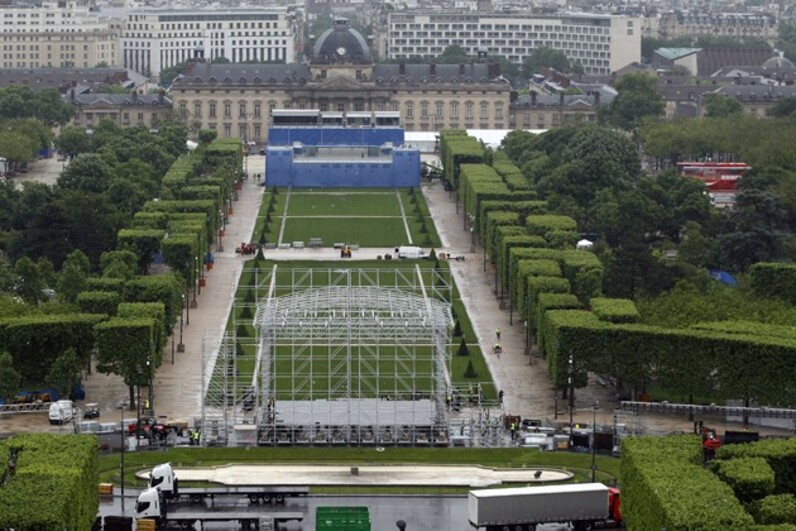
[496,327,501,340]
[494,343,502,355]
[498,389,504,406]
[510,421,517,440]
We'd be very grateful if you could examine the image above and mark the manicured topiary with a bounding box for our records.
[464,360,478,378]
[457,337,470,356]
[453,320,463,337]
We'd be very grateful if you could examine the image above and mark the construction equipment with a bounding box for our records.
[341,245,352,258]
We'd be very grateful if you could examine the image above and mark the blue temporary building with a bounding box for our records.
[268,127,404,147]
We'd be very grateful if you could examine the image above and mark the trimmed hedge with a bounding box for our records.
[0,434,98,531]
[525,214,578,238]
[590,297,640,324]
[125,274,184,334]
[621,435,754,530]
[717,438,796,494]
[534,293,580,352]
[96,317,157,385]
[712,457,776,503]
[478,199,547,237]
[496,234,547,283]
[118,302,167,353]
[440,131,486,188]
[85,277,125,294]
[76,291,120,316]
[752,495,796,525]
[750,263,796,306]
[116,229,166,274]
[485,211,521,261]
[131,211,168,230]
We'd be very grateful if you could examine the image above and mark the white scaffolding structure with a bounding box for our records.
[202,266,454,446]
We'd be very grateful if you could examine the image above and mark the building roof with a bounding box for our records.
[716,84,796,101]
[655,47,701,61]
[0,67,131,92]
[312,18,371,64]
[71,93,171,107]
[511,89,613,108]
[372,63,502,84]
[178,63,312,85]
[698,48,775,76]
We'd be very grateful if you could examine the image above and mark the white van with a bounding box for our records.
[48,400,76,425]
[397,246,428,259]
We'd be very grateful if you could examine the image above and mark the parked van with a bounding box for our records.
[48,400,76,425]
[397,246,428,259]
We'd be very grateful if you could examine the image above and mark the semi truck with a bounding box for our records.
[468,483,622,531]
[148,463,309,504]
[135,487,304,529]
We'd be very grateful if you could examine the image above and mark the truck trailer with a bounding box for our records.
[468,483,621,531]
[149,462,309,504]
[136,487,304,529]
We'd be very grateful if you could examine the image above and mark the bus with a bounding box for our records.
[676,162,750,191]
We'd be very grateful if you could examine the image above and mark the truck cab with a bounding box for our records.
[136,487,166,522]
[608,487,622,525]
[149,463,179,499]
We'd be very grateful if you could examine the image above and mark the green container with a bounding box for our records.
[315,506,371,531]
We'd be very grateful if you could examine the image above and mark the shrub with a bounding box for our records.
[712,457,776,503]
[717,438,796,494]
[752,494,796,525]
[76,291,120,316]
[453,320,462,337]
[590,297,640,324]
[457,337,470,356]
[463,360,478,378]
[750,263,796,305]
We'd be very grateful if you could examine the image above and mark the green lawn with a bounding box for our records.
[287,192,401,217]
[281,217,410,247]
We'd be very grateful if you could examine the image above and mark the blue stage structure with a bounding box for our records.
[265,109,420,188]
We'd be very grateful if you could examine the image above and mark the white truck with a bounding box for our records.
[135,487,304,529]
[396,246,428,259]
[48,400,76,425]
[148,463,309,504]
[468,483,622,531]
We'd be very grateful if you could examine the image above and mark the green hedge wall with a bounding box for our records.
[96,317,157,385]
[496,234,547,282]
[540,310,596,388]
[125,274,184,334]
[717,438,796,494]
[485,211,521,261]
[116,229,166,274]
[561,251,603,304]
[76,291,120,316]
[590,297,640,323]
[440,131,486,188]
[0,314,106,383]
[752,495,796,525]
[712,457,776,503]
[533,293,580,352]
[85,277,125,294]
[525,214,578,239]
[750,263,796,305]
[513,261,564,318]
[621,435,754,530]
[0,434,98,531]
[118,302,167,353]
[478,199,547,236]
[131,211,168,230]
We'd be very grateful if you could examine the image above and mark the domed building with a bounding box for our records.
[311,18,371,65]
[762,51,795,70]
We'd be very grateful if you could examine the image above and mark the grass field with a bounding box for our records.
[210,259,496,404]
[252,188,441,248]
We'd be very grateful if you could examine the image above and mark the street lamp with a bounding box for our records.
[192,255,198,304]
[568,354,574,449]
[118,404,125,514]
[178,294,185,352]
[591,401,599,482]
[197,255,203,296]
[217,208,225,252]
[468,214,475,253]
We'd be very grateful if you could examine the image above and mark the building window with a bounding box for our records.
[496,104,503,120]
[239,124,246,138]
[209,103,216,118]
[421,102,428,119]
[224,124,231,137]
[137,113,144,121]
[354,102,364,111]
[465,102,473,119]
[391,102,399,112]
[451,102,458,119]
[435,102,443,119]
[406,103,414,119]
[254,103,261,117]
[337,103,345,112]
[224,103,231,118]
[239,103,246,118]
[480,102,488,119]
[179,102,186,118]
[254,124,261,139]
[193,102,201,119]
[320,102,328,111]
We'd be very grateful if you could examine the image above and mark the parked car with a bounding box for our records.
[83,403,100,419]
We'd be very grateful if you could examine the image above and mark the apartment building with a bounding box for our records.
[121,8,297,78]
[659,11,778,43]
[385,12,641,75]
[0,0,118,69]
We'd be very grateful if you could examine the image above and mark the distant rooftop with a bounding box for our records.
[655,48,701,61]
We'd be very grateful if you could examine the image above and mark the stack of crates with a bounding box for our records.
[316,506,371,531]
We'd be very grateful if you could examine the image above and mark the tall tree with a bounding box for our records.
[703,93,744,118]
[57,250,91,304]
[46,348,83,396]
[0,351,20,400]
[600,72,665,130]
[766,96,796,118]
[522,47,571,75]
[55,126,92,158]
[57,153,112,194]
[13,256,44,304]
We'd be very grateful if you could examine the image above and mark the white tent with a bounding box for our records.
[576,239,594,250]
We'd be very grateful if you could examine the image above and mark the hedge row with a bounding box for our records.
[0,434,98,531]
[716,438,796,494]
[478,199,547,237]
[491,151,531,191]
[711,457,776,503]
[750,263,796,306]
[440,130,486,188]
[752,495,796,525]
[538,309,796,405]
[496,234,547,287]
[76,291,120,317]
[96,317,157,387]
[533,293,580,352]
[621,435,754,530]
[590,297,640,323]
[485,211,522,261]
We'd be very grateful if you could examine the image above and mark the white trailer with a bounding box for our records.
[468,483,622,531]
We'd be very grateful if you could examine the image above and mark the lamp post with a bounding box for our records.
[146,353,153,448]
[591,401,599,482]
[118,404,125,514]
[568,354,574,449]
[192,255,199,302]
[217,208,224,252]
[197,255,203,296]
[178,294,185,352]
[468,214,475,253]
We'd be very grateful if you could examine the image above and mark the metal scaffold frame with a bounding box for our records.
[201,266,454,447]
